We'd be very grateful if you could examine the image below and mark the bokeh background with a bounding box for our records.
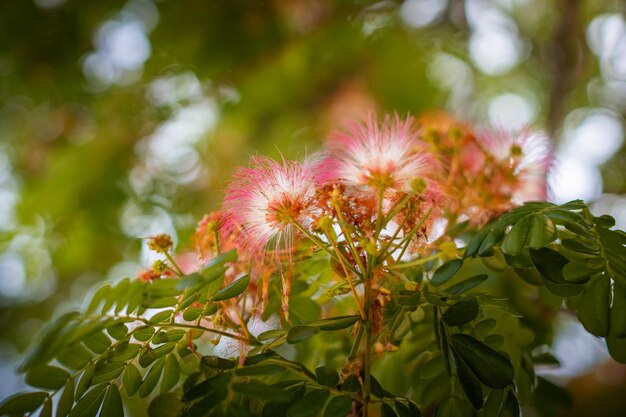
[1,0,625,414]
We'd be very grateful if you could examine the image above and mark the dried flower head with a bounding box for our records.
[147,233,174,252]
[321,114,440,193]
[221,156,319,260]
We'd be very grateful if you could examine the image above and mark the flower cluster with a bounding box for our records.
[219,113,551,263]
[194,112,554,317]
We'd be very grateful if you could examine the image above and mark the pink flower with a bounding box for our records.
[221,156,318,260]
[476,128,553,204]
[321,114,440,193]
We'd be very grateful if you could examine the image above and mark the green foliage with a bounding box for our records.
[1,200,625,416]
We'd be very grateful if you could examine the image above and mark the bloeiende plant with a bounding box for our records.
[2,113,625,417]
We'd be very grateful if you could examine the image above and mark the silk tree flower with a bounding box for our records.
[476,128,553,204]
[321,114,441,194]
[220,156,319,261]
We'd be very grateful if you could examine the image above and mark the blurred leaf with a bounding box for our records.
[26,366,70,390]
[211,274,250,301]
[324,396,351,417]
[68,384,107,417]
[431,260,463,286]
[442,297,479,327]
[232,380,292,403]
[148,393,183,417]
[0,392,49,415]
[100,384,123,417]
[576,275,610,336]
[287,389,329,417]
[315,367,339,387]
[450,334,513,389]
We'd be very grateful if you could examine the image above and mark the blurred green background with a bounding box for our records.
[1,0,625,413]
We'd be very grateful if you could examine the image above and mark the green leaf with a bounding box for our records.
[308,315,360,331]
[464,228,489,258]
[132,326,155,342]
[315,367,339,387]
[475,319,497,333]
[138,359,165,398]
[57,344,92,371]
[182,308,202,322]
[149,310,173,324]
[562,258,605,282]
[161,355,180,393]
[612,281,626,338]
[57,379,74,417]
[450,334,513,389]
[324,396,351,417]
[257,330,287,341]
[502,391,520,417]
[397,291,421,307]
[444,274,488,295]
[451,348,483,410]
[20,312,79,373]
[594,214,616,228]
[561,238,600,255]
[123,364,142,397]
[606,335,626,364]
[231,380,292,403]
[431,260,463,286]
[110,343,141,363]
[92,362,125,385]
[83,331,112,354]
[26,366,70,390]
[287,389,330,417]
[201,356,236,370]
[341,375,360,392]
[576,275,610,337]
[68,384,107,417]
[442,297,479,327]
[530,248,585,296]
[482,389,505,417]
[211,274,250,301]
[148,393,183,417]
[381,403,399,417]
[106,323,128,340]
[39,399,52,417]
[395,401,421,417]
[501,215,532,256]
[75,364,95,399]
[503,250,534,268]
[100,385,123,417]
[286,326,320,344]
[478,228,505,256]
[0,392,49,415]
[484,334,505,348]
[528,214,557,249]
[235,364,286,376]
[181,373,231,402]
[153,329,186,344]
[86,285,111,314]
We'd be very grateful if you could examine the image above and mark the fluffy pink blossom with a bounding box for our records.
[476,128,554,204]
[221,156,318,260]
[321,114,440,193]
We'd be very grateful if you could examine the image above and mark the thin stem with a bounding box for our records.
[390,208,433,262]
[348,323,364,361]
[332,202,367,275]
[362,254,374,417]
[374,185,385,238]
[385,252,443,270]
[323,230,366,320]
[292,221,360,276]
[162,250,184,276]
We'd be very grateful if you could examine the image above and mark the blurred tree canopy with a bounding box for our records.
[0,0,625,408]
